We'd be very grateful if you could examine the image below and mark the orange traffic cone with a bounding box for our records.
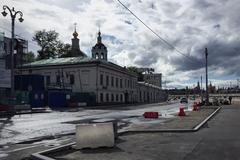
[178,104,186,116]
[193,104,198,111]
[192,102,199,111]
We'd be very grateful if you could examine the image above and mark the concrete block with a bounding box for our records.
[92,119,118,139]
[76,122,115,149]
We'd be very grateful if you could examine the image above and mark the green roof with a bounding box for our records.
[20,56,138,77]
[22,56,94,67]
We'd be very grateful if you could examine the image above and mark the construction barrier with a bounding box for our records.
[143,112,159,118]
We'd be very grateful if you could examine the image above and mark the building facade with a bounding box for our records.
[143,73,162,88]
[0,32,28,91]
[17,30,166,105]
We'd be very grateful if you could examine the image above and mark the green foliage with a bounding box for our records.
[127,66,138,73]
[127,66,144,81]
[59,43,72,58]
[33,30,63,59]
[22,51,35,63]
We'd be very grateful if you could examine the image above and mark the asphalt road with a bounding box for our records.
[4,102,240,160]
[184,105,240,160]
[49,104,240,160]
[0,101,183,159]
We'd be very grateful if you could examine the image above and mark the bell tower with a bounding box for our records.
[92,30,107,61]
[71,23,87,57]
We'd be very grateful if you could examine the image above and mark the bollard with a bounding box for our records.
[92,119,118,140]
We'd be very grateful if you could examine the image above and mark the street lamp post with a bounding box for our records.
[2,5,24,97]
[205,48,209,105]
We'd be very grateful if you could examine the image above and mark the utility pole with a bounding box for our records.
[201,76,203,102]
[205,48,209,105]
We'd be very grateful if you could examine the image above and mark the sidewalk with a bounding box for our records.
[38,106,229,160]
[122,107,216,132]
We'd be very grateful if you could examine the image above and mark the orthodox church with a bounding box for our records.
[16,28,165,105]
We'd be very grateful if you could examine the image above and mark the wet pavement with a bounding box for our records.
[45,105,240,160]
[0,101,186,145]
[0,101,188,159]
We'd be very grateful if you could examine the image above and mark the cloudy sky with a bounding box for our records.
[1,0,240,89]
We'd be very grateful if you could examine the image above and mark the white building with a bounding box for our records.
[143,73,162,88]
[17,29,166,105]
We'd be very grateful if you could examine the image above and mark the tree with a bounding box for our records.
[127,66,144,81]
[33,30,62,59]
[22,51,35,63]
[58,43,72,58]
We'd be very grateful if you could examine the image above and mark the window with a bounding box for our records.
[111,76,114,87]
[106,93,109,102]
[140,91,142,101]
[70,74,74,85]
[46,76,50,85]
[100,74,103,85]
[111,94,114,102]
[56,75,60,85]
[116,78,119,88]
[116,94,119,102]
[106,75,109,86]
[125,79,127,88]
[120,79,122,88]
[128,80,130,88]
[120,94,123,102]
[82,71,90,85]
[100,93,103,102]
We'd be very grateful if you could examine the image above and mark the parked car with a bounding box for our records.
[212,97,220,106]
[219,97,230,105]
[180,97,188,103]
[223,98,230,105]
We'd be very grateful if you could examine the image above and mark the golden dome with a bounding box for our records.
[73,31,78,38]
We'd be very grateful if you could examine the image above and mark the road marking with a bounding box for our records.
[6,144,42,153]
[6,138,72,153]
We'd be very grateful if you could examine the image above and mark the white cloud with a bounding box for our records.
[1,0,239,88]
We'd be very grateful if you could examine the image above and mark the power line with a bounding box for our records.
[116,0,203,65]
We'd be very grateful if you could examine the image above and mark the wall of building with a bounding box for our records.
[137,82,166,103]
[96,63,138,104]
[17,62,139,105]
[17,63,166,105]
[18,64,97,93]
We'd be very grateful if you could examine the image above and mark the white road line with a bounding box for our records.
[6,144,42,153]
[6,138,72,153]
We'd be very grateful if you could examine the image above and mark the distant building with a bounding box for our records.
[0,32,28,91]
[143,73,162,88]
[193,81,201,94]
[208,82,216,94]
[17,29,166,105]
